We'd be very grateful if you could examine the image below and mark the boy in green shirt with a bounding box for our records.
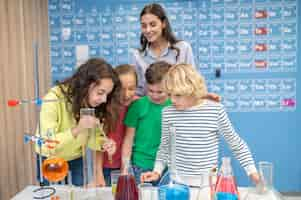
[122,61,172,184]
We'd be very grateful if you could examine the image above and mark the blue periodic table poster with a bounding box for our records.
[48,0,300,191]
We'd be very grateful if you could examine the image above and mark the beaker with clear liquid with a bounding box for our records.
[243,161,285,200]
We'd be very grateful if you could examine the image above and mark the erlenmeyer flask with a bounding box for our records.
[115,158,139,200]
[215,157,239,200]
[243,161,285,200]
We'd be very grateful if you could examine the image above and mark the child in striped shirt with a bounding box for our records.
[141,63,260,187]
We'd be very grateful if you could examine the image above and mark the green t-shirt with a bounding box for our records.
[124,96,171,169]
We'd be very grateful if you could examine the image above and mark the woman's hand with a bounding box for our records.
[140,171,160,183]
[102,138,116,156]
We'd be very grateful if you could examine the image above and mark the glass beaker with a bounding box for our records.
[139,183,158,200]
[243,161,285,200]
[79,108,99,190]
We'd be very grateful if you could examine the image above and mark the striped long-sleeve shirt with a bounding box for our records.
[153,100,257,186]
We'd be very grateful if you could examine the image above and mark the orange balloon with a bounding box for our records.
[42,157,69,182]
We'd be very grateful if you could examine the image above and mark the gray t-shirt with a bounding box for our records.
[131,40,196,96]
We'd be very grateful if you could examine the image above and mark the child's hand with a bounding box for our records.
[140,171,160,183]
[102,138,116,156]
[72,116,100,137]
[204,93,221,102]
[250,172,261,185]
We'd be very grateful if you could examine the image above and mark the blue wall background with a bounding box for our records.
[48,0,300,191]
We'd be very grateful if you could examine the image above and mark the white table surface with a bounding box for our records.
[11,185,297,200]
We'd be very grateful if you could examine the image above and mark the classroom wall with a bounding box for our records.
[0,1,50,200]
[47,0,300,191]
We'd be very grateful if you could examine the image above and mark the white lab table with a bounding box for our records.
[11,185,299,200]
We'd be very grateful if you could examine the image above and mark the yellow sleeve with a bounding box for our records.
[36,89,76,157]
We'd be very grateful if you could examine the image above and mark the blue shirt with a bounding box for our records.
[131,40,196,96]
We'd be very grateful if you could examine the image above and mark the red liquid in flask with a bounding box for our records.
[115,174,138,200]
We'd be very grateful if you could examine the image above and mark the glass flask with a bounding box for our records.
[42,128,69,183]
[115,158,139,200]
[243,161,285,200]
[158,125,190,200]
[214,157,239,200]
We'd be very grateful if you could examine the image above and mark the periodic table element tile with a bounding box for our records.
[254,40,268,55]
[281,79,296,94]
[268,57,282,72]
[49,0,60,14]
[239,80,252,93]
[50,29,62,44]
[225,40,239,55]
[268,39,282,54]
[225,7,239,23]
[183,25,198,42]
[253,79,266,93]
[224,0,239,7]
[281,95,296,111]
[199,9,211,23]
[51,46,62,61]
[224,80,239,94]
[87,29,101,43]
[211,40,224,56]
[282,55,296,72]
[254,7,268,20]
[61,0,74,14]
[268,6,282,20]
[89,46,101,57]
[49,15,61,29]
[51,63,61,74]
[225,58,239,72]
[87,14,101,27]
[282,39,297,53]
[208,80,224,94]
[182,8,198,25]
[199,41,211,57]
[61,61,75,74]
[239,23,253,38]
[238,95,253,110]
[198,24,211,39]
[225,24,239,38]
[101,31,113,46]
[223,96,239,111]
[73,10,86,29]
[239,0,253,6]
[255,0,268,3]
[239,40,253,54]
[266,79,281,93]
[211,57,225,71]
[266,95,281,110]
[74,29,88,43]
[282,22,297,36]
[211,25,225,39]
[268,23,282,37]
[61,15,73,27]
[211,7,224,23]
[255,23,269,36]
[114,31,128,43]
[239,7,253,21]
[198,57,211,72]
[63,46,75,59]
[283,5,297,20]
[239,57,253,71]
[211,0,224,7]
[253,96,266,110]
